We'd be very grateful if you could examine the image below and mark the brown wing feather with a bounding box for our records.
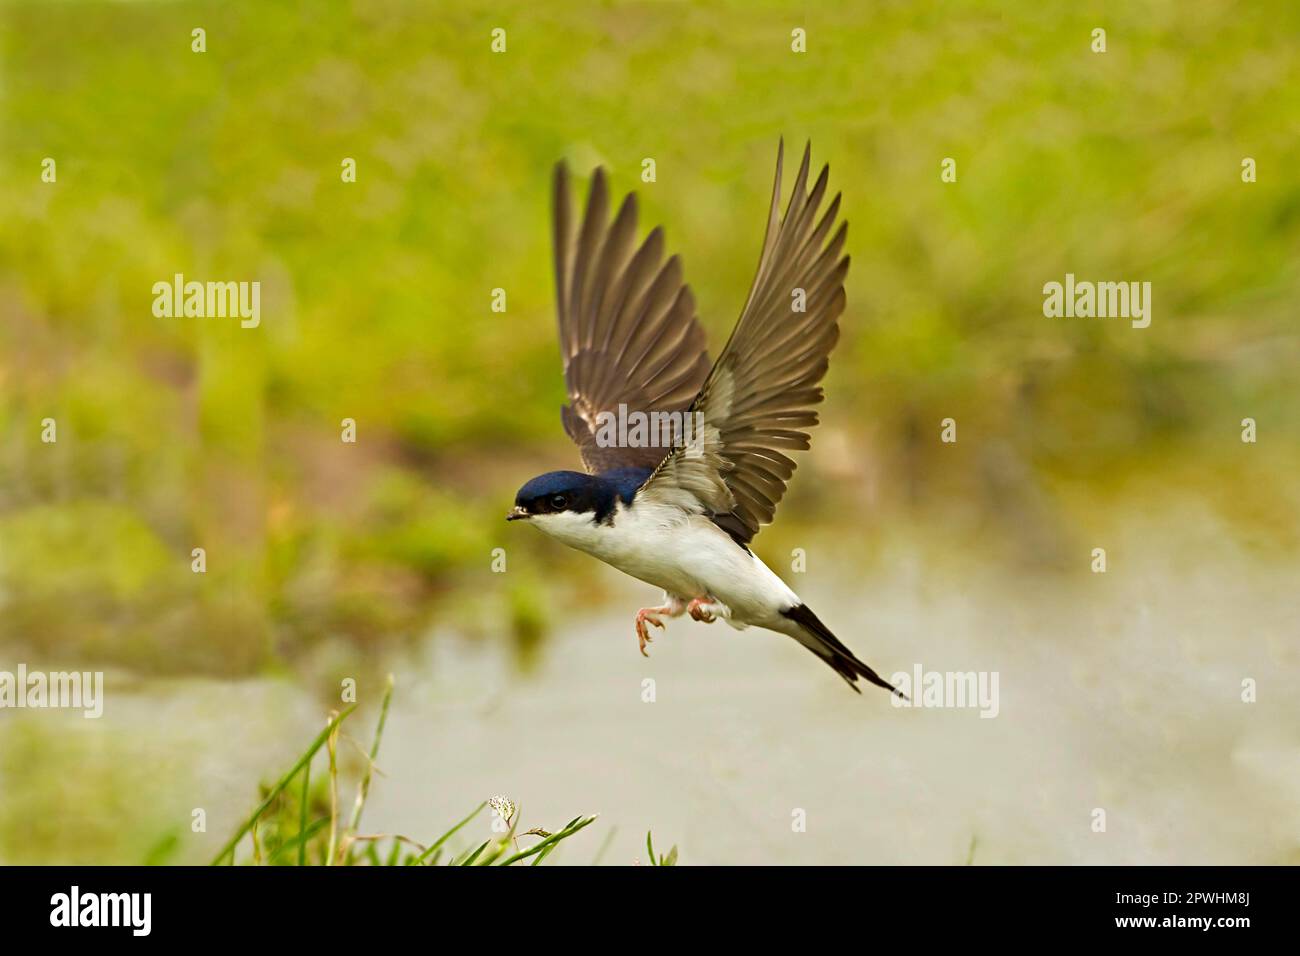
[553,163,711,474]
[641,140,849,544]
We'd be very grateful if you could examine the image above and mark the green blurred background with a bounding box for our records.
[0,1,1297,863]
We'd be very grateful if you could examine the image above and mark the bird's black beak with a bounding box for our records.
[506,506,529,522]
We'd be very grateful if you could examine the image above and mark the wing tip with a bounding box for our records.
[616,189,638,224]
[585,166,610,209]
[552,160,572,209]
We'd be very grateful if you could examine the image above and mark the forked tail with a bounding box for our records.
[780,604,902,696]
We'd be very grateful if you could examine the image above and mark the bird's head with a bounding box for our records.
[507,470,602,531]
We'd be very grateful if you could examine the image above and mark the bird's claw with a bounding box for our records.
[688,596,718,623]
[635,608,667,656]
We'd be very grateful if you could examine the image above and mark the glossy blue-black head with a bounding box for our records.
[507,470,599,522]
[507,467,649,524]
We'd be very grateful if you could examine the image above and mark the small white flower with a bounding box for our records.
[488,795,517,824]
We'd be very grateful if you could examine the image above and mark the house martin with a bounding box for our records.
[508,141,899,695]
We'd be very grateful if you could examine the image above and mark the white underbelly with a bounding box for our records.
[544,502,799,625]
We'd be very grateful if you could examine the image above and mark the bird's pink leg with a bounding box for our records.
[635,595,686,656]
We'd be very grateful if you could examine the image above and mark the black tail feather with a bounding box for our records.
[780,604,902,697]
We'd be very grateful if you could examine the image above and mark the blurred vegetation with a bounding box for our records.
[1,0,1297,682]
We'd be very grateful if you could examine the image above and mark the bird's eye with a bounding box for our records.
[549,494,568,511]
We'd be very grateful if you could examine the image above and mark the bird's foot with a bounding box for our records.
[634,605,671,657]
[688,596,727,623]
[634,596,687,656]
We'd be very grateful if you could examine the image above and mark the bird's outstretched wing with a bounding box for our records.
[553,162,712,474]
[639,140,849,545]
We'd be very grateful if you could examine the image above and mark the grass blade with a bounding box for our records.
[412,802,486,865]
[209,704,356,865]
[459,840,491,866]
[347,674,395,852]
[496,815,597,866]
[297,759,310,866]
[591,826,617,866]
[326,710,342,865]
[269,818,328,865]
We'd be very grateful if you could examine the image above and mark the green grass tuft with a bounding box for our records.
[211,680,602,866]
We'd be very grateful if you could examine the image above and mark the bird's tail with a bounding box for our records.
[779,604,902,696]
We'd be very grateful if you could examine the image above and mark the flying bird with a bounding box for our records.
[508,141,899,695]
